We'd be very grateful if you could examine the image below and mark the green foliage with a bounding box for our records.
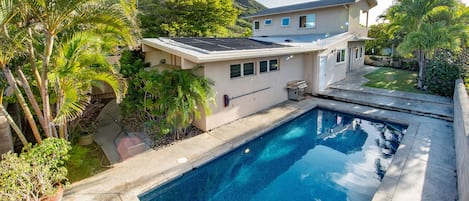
[50,31,128,124]
[65,144,109,183]
[387,0,468,55]
[137,69,215,138]
[139,0,238,37]
[227,0,265,37]
[386,0,468,88]
[119,50,149,77]
[425,50,465,96]
[0,138,71,200]
[119,50,150,119]
[366,23,392,55]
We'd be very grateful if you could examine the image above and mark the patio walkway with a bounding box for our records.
[318,66,453,121]
[94,100,149,164]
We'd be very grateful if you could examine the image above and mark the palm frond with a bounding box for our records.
[52,81,89,125]
[91,72,127,103]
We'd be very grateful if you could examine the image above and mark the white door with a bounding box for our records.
[319,56,327,91]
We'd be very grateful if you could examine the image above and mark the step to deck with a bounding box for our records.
[317,88,453,122]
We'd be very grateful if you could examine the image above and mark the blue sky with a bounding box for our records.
[255,0,469,25]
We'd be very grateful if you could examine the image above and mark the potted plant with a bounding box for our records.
[0,138,71,201]
[77,120,96,146]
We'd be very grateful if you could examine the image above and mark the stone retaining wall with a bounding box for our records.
[454,79,469,201]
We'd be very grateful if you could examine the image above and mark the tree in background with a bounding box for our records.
[139,0,238,37]
[365,23,393,55]
[228,0,266,37]
[386,0,468,89]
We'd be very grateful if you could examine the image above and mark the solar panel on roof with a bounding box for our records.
[170,38,288,52]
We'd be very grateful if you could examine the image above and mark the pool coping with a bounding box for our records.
[63,97,453,201]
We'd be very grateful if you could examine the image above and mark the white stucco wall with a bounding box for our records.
[196,54,304,131]
[303,52,318,94]
[252,6,349,37]
[348,0,371,37]
[143,46,182,67]
[311,41,349,93]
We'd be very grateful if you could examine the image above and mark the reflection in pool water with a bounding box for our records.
[139,108,407,201]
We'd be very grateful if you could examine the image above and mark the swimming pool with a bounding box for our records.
[139,108,407,201]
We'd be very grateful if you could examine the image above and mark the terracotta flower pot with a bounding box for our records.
[78,133,94,146]
[40,183,64,201]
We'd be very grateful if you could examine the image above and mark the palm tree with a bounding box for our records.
[0,89,28,147]
[21,0,135,138]
[387,0,467,89]
[142,69,215,139]
[50,31,127,138]
[0,0,136,150]
[0,0,43,143]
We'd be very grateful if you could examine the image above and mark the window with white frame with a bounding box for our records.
[254,21,260,30]
[230,62,256,79]
[259,60,268,73]
[269,59,278,71]
[299,14,316,28]
[264,19,272,25]
[243,62,255,76]
[281,17,290,27]
[336,49,346,63]
[230,64,241,78]
[260,59,279,73]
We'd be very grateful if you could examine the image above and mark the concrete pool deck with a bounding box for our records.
[64,96,456,201]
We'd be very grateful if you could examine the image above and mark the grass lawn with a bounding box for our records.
[66,143,110,183]
[363,67,426,94]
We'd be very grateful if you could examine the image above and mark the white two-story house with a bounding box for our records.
[142,0,377,132]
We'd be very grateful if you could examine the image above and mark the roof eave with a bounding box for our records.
[196,48,324,63]
[247,2,354,19]
[143,39,323,64]
[366,0,378,9]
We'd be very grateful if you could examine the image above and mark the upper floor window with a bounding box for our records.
[264,19,272,25]
[254,21,260,30]
[299,14,316,28]
[281,17,290,27]
[336,49,346,63]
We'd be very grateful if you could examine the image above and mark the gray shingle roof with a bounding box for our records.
[170,38,288,52]
[250,0,356,18]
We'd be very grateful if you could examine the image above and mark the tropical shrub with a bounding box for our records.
[119,50,150,121]
[137,69,215,138]
[425,50,465,96]
[0,138,71,201]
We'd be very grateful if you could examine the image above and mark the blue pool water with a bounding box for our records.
[139,108,407,201]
